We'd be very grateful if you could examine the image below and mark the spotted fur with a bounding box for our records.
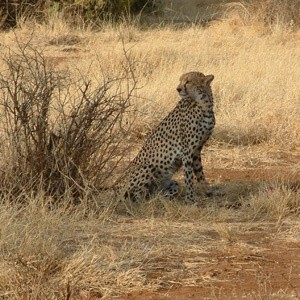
[125,71,215,202]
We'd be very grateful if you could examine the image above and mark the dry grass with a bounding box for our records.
[0,6,300,299]
[224,0,300,29]
[1,188,300,299]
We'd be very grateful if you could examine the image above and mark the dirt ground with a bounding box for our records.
[117,236,300,298]
[119,232,300,299]
[114,165,300,300]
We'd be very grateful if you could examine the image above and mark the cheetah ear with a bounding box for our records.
[204,75,214,85]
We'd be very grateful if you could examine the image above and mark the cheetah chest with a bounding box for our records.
[180,107,215,151]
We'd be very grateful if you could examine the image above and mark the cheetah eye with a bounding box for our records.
[185,80,190,84]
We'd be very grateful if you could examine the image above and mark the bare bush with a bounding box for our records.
[0,41,137,201]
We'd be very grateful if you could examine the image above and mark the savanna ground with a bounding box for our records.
[1,1,300,299]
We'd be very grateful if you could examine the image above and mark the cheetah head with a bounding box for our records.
[176,72,214,102]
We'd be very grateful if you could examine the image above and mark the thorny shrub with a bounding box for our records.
[0,41,137,201]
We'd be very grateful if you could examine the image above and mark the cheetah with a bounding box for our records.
[124,71,215,203]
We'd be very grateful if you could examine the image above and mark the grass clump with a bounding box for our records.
[248,182,300,221]
[0,0,159,29]
[225,0,300,30]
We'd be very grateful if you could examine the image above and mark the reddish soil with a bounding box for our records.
[117,167,300,300]
[206,167,300,183]
[120,233,300,300]
[73,166,300,300]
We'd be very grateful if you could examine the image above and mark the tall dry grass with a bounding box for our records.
[0,6,300,299]
[225,0,300,30]
[80,21,300,147]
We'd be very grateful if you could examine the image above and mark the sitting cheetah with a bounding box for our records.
[125,71,215,203]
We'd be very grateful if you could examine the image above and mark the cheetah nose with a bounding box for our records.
[177,87,182,93]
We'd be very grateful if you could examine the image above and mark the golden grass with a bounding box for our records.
[0,13,300,299]
[0,187,300,299]
[2,16,299,149]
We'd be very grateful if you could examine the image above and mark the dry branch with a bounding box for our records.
[0,40,138,201]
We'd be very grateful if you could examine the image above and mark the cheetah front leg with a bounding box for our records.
[182,152,196,203]
[192,148,223,198]
[192,147,206,183]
